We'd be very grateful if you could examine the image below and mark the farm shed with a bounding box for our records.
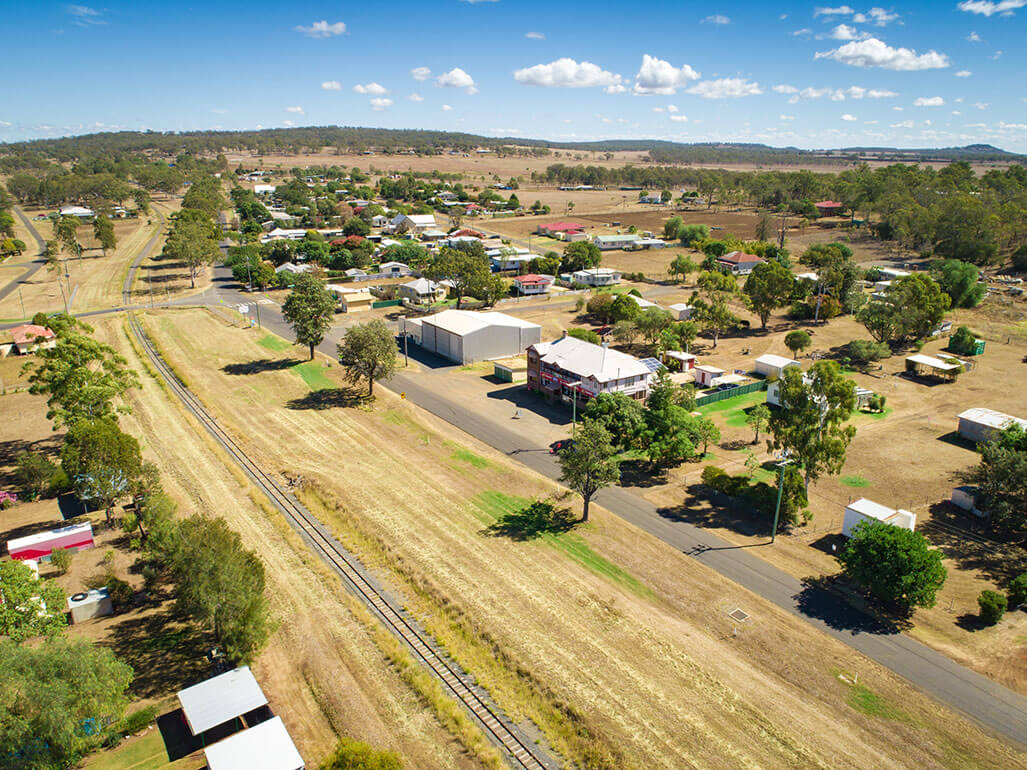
[669,303,694,320]
[905,354,962,381]
[753,354,800,380]
[951,486,988,518]
[8,522,94,562]
[177,666,270,738]
[957,408,1027,444]
[398,316,422,344]
[67,588,113,624]
[842,498,916,538]
[204,717,304,770]
[877,267,911,280]
[418,309,541,364]
[694,365,726,388]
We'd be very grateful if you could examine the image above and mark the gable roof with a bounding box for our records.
[514,273,553,285]
[177,667,268,735]
[203,717,303,770]
[401,277,440,294]
[10,324,56,345]
[531,336,651,383]
[717,251,764,265]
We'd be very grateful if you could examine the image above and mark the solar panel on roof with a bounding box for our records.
[640,358,664,372]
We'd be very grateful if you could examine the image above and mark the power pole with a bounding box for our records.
[771,455,793,543]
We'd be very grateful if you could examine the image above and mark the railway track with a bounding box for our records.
[122,307,550,768]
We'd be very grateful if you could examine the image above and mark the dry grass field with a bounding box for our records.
[125,306,1026,769]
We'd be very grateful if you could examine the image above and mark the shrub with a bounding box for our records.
[567,328,601,345]
[0,490,17,509]
[788,301,814,320]
[847,339,890,364]
[116,704,159,736]
[15,451,58,500]
[867,393,886,413]
[319,738,403,770]
[49,468,72,495]
[701,465,728,489]
[948,325,977,355]
[978,590,1007,625]
[1013,245,1027,273]
[1006,573,1027,608]
[105,577,134,609]
[50,546,72,575]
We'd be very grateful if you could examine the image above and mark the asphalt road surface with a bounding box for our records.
[0,208,48,305]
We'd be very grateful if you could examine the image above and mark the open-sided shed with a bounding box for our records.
[905,354,962,382]
[177,666,269,738]
[204,717,304,770]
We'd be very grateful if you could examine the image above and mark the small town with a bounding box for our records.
[1,3,1026,770]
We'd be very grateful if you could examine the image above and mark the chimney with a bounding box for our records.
[601,341,608,369]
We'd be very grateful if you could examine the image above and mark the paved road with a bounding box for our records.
[0,207,48,305]
[189,270,1027,746]
[12,233,1027,746]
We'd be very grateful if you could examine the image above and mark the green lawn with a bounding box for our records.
[257,333,292,352]
[697,390,768,427]
[840,474,872,488]
[450,447,489,469]
[82,729,203,770]
[855,407,892,422]
[847,684,909,722]
[291,361,336,391]
[472,491,652,598]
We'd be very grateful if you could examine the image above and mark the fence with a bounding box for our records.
[371,299,402,309]
[695,380,767,407]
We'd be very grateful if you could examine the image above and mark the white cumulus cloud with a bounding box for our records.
[632,54,700,94]
[369,98,392,111]
[321,81,342,91]
[958,0,1026,16]
[669,114,689,122]
[437,67,477,93]
[841,113,857,120]
[525,31,545,39]
[830,24,868,40]
[815,37,949,70]
[411,66,432,81]
[686,78,762,98]
[703,14,730,24]
[354,82,388,95]
[890,119,914,128]
[914,96,945,106]
[286,106,304,114]
[853,8,899,25]
[956,70,972,77]
[780,114,795,120]
[408,93,424,102]
[667,104,679,113]
[814,6,854,16]
[514,58,623,88]
[295,20,346,38]
[441,104,453,111]
[773,84,799,93]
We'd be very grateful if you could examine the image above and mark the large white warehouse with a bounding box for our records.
[412,309,541,365]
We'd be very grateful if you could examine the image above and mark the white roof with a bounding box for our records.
[847,497,898,521]
[712,373,748,386]
[571,268,620,278]
[755,354,799,369]
[401,277,440,293]
[8,521,92,553]
[630,295,660,309]
[664,351,696,362]
[532,336,651,383]
[424,309,541,336]
[378,261,408,270]
[395,213,436,226]
[60,205,94,216]
[343,290,374,302]
[958,408,1027,430]
[906,354,961,371]
[695,364,725,374]
[204,717,303,770]
[177,667,268,735]
[668,303,693,312]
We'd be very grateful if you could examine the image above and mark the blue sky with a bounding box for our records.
[2,1,1026,151]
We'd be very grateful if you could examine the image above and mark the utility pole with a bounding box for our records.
[403,333,409,366]
[770,453,793,544]
[17,285,25,319]
[571,387,577,438]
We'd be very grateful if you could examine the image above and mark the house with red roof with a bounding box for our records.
[537,222,587,241]
[513,274,554,295]
[716,251,765,276]
[814,200,845,216]
[0,324,57,357]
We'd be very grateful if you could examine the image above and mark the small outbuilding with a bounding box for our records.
[957,407,1027,444]
[493,357,528,383]
[8,521,94,562]
[668,303,694,321]
[663,351,696,370]
[905,354,962,382]
[753,354,800,380]
[694,364,726,388]
[67,588,114,624]
[203,717,304,770]
[842,498,916,538]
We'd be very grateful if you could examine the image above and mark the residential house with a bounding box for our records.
[390,213,437,234]
[814,200,845,217]
[377,261,410,275]
[370,214,389,228]
[59,205,95,219]
[537,222,586,240]
[253,184,276,195]
[527,335,654,405]
[397,277,446,304]
[274,262,313,275]
[0,324,57,357]
[570,267,621,286]
[716,251,765,275]
[513,274,554,295]
[594,234,642,251]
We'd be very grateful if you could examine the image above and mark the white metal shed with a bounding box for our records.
[177,667,268,736]
[957,407,1027,444]
[204,717,304,770]
[842,498,916,538]
[753,354,800,380]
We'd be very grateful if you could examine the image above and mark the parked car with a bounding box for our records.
[549,439,575,455]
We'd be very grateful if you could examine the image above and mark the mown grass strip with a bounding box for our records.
[841,474,871,488]
[257,333,292,352]
[291,361,335,391]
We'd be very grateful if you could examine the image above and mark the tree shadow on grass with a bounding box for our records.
[482,500,578,541]
[794,574,910,635]
[222,358,302,375]
[286,386,367,411]
[617,459,667,488]
[656,483,767,537]
[102,606,208,700]
[922,501,1027,585]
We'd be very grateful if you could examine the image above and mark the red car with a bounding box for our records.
[549,439,574,455]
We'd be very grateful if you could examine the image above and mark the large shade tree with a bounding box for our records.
[282,273,336,360]
[60,416,143,526]
[337,320,398,396]
[557,418,620,521]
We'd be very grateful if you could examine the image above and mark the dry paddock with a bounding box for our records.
[96,306,1027,769]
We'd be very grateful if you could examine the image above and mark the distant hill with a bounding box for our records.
[0,126,1023,167]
